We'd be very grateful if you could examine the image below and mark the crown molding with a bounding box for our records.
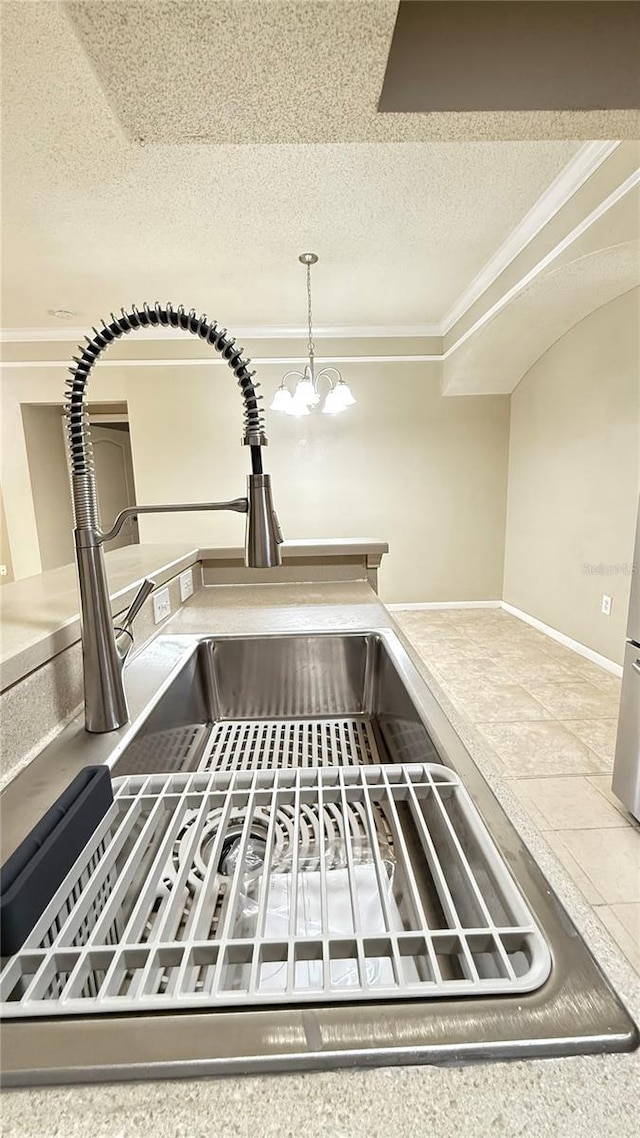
[0,353,442,369]
[3,161,636,376]
[440,140,620,334]
[0,322,441,344]
[442,164,640,362]
[0,142,627,360]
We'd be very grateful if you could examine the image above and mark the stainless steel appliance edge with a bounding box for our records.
[613,496,640,820]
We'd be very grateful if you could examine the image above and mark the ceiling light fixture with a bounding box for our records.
[270,254,356,417]
[47,308,78,320]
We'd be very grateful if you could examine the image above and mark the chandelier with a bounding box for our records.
[270,253,356,417]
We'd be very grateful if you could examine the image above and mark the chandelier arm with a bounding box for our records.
[280,369,306,388]
[315,365,343,388]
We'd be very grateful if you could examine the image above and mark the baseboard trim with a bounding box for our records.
[386,598,623,676]
[501,602,623,677]
[386,601,502,611]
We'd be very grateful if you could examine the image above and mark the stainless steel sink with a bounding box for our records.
[1,629,637,1084]
[110,633,443,778]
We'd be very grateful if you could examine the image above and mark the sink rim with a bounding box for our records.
[1,625,637,1083]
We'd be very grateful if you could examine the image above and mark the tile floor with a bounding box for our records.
[393,606,640,975]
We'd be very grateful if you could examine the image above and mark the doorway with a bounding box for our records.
[89,413,139,552]
[20,401,139,573]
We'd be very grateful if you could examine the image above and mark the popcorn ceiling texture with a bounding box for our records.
[1,1,584,327]
[66,0,639,145]
[67,0,399,146]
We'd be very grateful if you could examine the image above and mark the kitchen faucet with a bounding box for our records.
[64,302,283,734]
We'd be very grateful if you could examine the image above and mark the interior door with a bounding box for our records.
[91,425,139,551]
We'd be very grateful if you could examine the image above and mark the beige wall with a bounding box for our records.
[125,362,510,604]
[4,307,637,650]
[21,404,75,571]
[503,288,640,665]
[0,372,126,578]
[1,362,510,602]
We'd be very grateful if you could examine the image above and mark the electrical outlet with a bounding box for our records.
[601,594,612,617]
[179,568,194,603]
[152,586,171,624]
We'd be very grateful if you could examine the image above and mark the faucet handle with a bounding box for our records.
[118,578,156,635]
[271,509,284,545]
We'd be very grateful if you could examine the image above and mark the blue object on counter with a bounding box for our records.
[0,766,113,955]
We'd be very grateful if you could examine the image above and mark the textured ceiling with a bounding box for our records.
[66,0,399,145]
[0,1,585,329]
[65,0,638,144]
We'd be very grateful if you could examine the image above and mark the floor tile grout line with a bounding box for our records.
[397,609,638,970]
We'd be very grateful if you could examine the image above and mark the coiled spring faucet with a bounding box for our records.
[65,302,283,733]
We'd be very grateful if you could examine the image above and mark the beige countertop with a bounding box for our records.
[0,544,200,691]
[201,537,389,562]
[0,539,387,692]
[1,580,638,1134]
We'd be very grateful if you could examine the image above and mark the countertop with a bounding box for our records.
[0,543,200,691]
[0,539,387,692]
[200,538,389,562]
[2,581,639,1136]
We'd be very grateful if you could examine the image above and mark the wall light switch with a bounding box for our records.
[179,568,194,603]
[601,594,612,617]
[152,586,171,625]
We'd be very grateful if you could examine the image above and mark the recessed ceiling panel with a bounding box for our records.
[380,1,640,113]
[63,0,639,143]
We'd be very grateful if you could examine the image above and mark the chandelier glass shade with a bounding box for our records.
[270,254,356,417]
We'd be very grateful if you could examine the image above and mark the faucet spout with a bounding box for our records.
[101,497,248,544]
[246,474,284,568]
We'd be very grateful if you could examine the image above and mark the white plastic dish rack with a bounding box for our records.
[0,763,551,1017]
